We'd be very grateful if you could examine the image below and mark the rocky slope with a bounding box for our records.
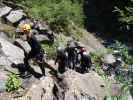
[0,4,110,100]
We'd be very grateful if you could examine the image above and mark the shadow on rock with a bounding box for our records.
[11,63,42,79]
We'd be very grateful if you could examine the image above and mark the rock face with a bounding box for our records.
[34,34,49,42]
[0,6,12,17]
[79,29,105,52]
[0,37,24,66]
[0,32,12,42]
[34,20,50,31]
[6,10,25,23]
[21,77,55,100]
[63,70,107,100]
[0,32,7,39]
[14,70,107,100]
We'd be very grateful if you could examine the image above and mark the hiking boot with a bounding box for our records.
[21,71,32,78]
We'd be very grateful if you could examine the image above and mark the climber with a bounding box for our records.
[80,51,92,73]
[75,42,85,65]
[55,47,67,74]
[20,24,46,76]
[65,40,77,69]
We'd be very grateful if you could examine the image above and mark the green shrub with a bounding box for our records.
[42,34,67,59]
[6,74,22,92]
[42,43,57,59]
[90,50,105,75]
[108,41,133,65]
[90,48,108,64]
[16,0,84,33]
[114,0,133,31]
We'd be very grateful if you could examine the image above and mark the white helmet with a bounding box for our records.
[57,46,64,52]
[116,57,122,61]
[57,46,62,51]
[83,51,88,56]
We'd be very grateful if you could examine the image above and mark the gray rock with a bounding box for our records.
[64,70,107,100]
[6,10,25,23]
[102,54,116,64]
[79,29,106,52]
[14,38,31,54]
[34,20,50,31]
[0,32,13,42]
[20,76,55,100]
[0,6,12,17]
[16,65,106,100]
[35,34,49,42]
[0,37,24,65]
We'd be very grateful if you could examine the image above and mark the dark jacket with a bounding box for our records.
[81,54,92,68]
[27,35,42,54]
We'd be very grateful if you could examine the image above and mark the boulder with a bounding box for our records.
[14,38,31,54]
[34,34,49,42]
[0,37,24,66]
[20,76,55,100]
[103,54,116,64]
[0,6,12,17]
[34,20,50,31]
[6,10,25,23]
[63,70,107,100]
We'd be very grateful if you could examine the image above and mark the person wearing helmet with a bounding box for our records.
[80,51,92,73]
[55,47,67,74]
[20,24,46,76]
[65,40,78,69]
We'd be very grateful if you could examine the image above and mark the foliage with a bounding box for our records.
[108,41,133,65]
[42,43,57,59]
[107,41,133,97]
[90,49,107,75]
[90,48,108,64]
[83,0,133,32]
[90,48,133,99]
[42,34,67,59]
[106,96,119,100]
[16,0,84,33]
[6,73,22,92]
[27,96,32,100]
[114,0,133,31]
